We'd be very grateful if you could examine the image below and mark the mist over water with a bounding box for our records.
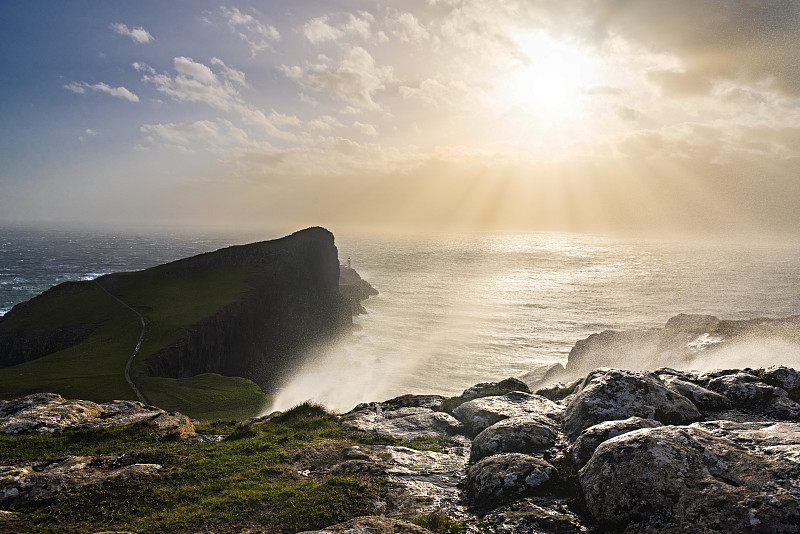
[271,233,800,412]
[2,225,800,414]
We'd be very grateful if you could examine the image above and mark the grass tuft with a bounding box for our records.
[406,510,468,534]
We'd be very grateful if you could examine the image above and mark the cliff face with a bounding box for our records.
[564,313,800,377]
[0,227,358,397]
[142,227,353,389]
[0,282,98,367]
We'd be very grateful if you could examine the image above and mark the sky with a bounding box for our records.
[1,0,799,237]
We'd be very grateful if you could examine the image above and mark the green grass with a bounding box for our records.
[0,284,139,401]
[109,265,255,374]
[141,373,269,421]
[0,260,258,419]
[407,510,469,534]
[0,403,447,534]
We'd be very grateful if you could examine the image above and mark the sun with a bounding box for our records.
[505,33,597,112]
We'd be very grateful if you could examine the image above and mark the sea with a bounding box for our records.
[2,224,800,412]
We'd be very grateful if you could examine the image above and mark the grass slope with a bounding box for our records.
[0,404,464,533]
[0,283,139,401]
[0,258,268,420]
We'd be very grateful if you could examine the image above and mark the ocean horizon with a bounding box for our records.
[3,223,800,411]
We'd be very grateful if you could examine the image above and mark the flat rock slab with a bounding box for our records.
[385,441,470,514]
[297,516,435,534]
[482,497,592,534]
[579,425,800,532]
[0,455,161,504]
[452,392,563,437]
[287,439,470,517]
[341,406,462,439]
[0,393,194,438]
[563,368,700,440]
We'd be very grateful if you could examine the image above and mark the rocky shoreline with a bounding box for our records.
[3,362,800,532]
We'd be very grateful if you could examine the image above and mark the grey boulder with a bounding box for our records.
[470,414,559,463]
[579,425,800,532]
[452,391,563,437]
[563,368,701,440]
[570,417,664,469]
[464,453,559,511]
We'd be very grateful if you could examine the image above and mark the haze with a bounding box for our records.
[1,1,799,238]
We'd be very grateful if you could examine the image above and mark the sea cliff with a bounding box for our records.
[0,227,376,419]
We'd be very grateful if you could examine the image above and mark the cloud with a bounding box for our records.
[399,78,468,109]
[353,121,378,136]
[615,106,640,122]
[344,12,375,40]
[209,58,247,86]
[616,122,800,163]
[174,56,216,84]
[141,57,238,110]
[78,128,97,142]
[387,11,429,43]
[436,1,531,61]
[63,81,139,102]
[132,62,155,74]
[140,119,249,152]
[63,83,86,94]
[110,22,154,44]
[301,11,375,44]
[268,111,300,127]
[281,47,393,110]
[586,0,800,96]
[302,16,345,44]
[308,115,344,131]
[646,70,713,97]
[221,6,280,55]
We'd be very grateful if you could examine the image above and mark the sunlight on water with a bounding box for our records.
[270,232,800,412]
[2,225,800,414]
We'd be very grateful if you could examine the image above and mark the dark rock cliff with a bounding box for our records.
[117,227,353,390]
[0,282,98,367]
[0,227,364,393]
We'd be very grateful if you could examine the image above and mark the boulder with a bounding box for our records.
[460,377,530,398]
[570,417,664,469]
[464,453,559,512]
[760,366,800,403]
[452,392,563,437]
[470,415,559,463]
[562,368,701,440]
[705,373,800,420]
[481,497,592,534]
[0,455,161,504]
[660,375,732,412]
[297,516,435,534]
[579,425,800,532]
[0,393,194,437]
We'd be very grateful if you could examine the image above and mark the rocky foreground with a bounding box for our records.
[4,365,800,532]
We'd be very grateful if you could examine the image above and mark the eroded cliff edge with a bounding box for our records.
[0,227,374,405]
